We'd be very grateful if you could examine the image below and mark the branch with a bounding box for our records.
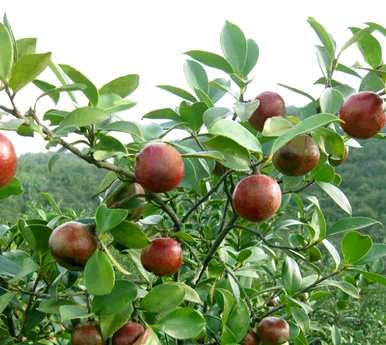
[147,192,181,231]
[283,180,314,194]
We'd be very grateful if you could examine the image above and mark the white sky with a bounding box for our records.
[1,0,385,154]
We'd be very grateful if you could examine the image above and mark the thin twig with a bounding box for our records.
[283,180,314,194]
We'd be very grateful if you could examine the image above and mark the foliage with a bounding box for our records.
[0,14,385,345]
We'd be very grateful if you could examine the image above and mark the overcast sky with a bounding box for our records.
[1,0,385,154]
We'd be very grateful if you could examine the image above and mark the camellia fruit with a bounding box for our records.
[232,175,281,222]
[272,134,320,176]
[134,142,184,193]
[71,322,103,345]
[243,330,260,345]
[112,321,145,345]
[48,221,98,271]
[0,133,17,187]
[141,237,182,276]
[339,91,385,139]
[105,181,145,220]
[249,91,286,131]
[257,317,290,345]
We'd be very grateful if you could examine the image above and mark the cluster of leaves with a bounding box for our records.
[0,13,385,345]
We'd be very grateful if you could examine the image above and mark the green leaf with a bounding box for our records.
[59,64,99,105]
[179,101,206,131]
[18,223,52,254]
[185,50,233,74]
[271,113,339,154]
[320,280,359,298]
[317,182,352,215]
[262,117,293,137]
[0,23,14,81]
[140,283,185,313]
[111,221,150,249]
[242,39,259,76]
[203,107,232,128]
[307,17,335,58]
[157,85,197,102]
[38,299,77,315]
[233,99,259,121]
[183,60,209,93]
[176,283,203,305]
[342,231,372,264]
[84,250,115,296]
[216,288,235,325]
[0,292,15,314]
[282,256,302,295]
[357,243,386,264]
[331,325,341,345]
[33,79,60,104]
[59,305,90,322]
[227,301,249,342]
[100,74,139,98]
[319,88,344,114]
[278,83,316,102]
[316,45,332,78]
[16,38,36,59]
[209,119,262,153]
[92,279,137,315]
[100,305,133,339]
[359,71,384,92]
[9,53,51,92]
[59,107,108,129]
[182,150,224,161]
[143,108,180,122]
[220,21,247,74]
[358,271,386,286]
[328,217,381,236]
[159,308,206,340]
[205,136,250,171]
[0,178,23,199]
[96,204,128,233]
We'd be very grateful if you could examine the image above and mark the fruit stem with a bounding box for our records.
[100,241,131,276]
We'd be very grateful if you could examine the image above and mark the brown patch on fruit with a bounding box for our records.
[257,317,289,345]
[71,322,103,345]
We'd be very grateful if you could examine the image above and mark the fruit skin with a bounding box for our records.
[243,330,260,345]
[48,222,98,271]
[71,322,103,345]
[106,181,145,220]
[112,322,145,345]
[249,91,286,131]
[339,91,385,139]
[257,317,290,345]
[0,133,17,187]
[273,135,320,176]
[141,238,182,276]
[232,175,282,222]
[134,142,184,193]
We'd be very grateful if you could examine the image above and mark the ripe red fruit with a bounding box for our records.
[71,322,103,345]
[249,91,286,131]
[141,237,182,276]
[48,222,98,271]
[106,181,145,220]
[243,330,260,345]
[339,91,385,139]
[232,175,281,222]
[257,317,289,345]
[272,135,320,176]
[0,133,17,187]
[134,142,184,193]
[112,321,145,345]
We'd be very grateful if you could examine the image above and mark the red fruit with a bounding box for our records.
[249,91,286,131]
[141,238,182,276]
[112,322,145,345]
[48,222,98,271]
[71,322,103,345]
[106,181,145,220]
[257,317,289,345]
[232,175,282,222]
[272,135,320,176]
[243,330,260,345]
[0,133,17,187]
[339,91,385,139]
[134,142,184,193]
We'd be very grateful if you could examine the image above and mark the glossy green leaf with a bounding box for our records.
[16,37,36,59]
[140,283,185,313]
[282,256,302,295]
[59,64,99,105]
[358,271,386,286]
[96,204,128,233]
[0,292,16,314]
[179,101,206,131]
[319,88,344,114]
[184,50,233,74]
[59,107,108,128]
[0,23,14,81]
[328,217,381,236]
[9,53,51,91]
[100,74,139,98]
[183,60,208,93]
[159,308,206,340]
[209,119,262,153]
[233,99,259,121]
[262,117,293,137]
[342,231,372,264]
[220,21,247,74]
[84,250,115,296]
[242,38,259,76]
[357,244,386,264]
[0,178,23,199]
[157,85,197,102]
[203,107,232,128]
[320,280,359,298]
[227,300,249,342]
[359,71,384,92]
[59,305,90,322]
[143,108,180,121]
[317,182,352,215]
[308,17,335,58]
[111,221,150,249]
[278,83,316,102]
[100,305,133,339]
